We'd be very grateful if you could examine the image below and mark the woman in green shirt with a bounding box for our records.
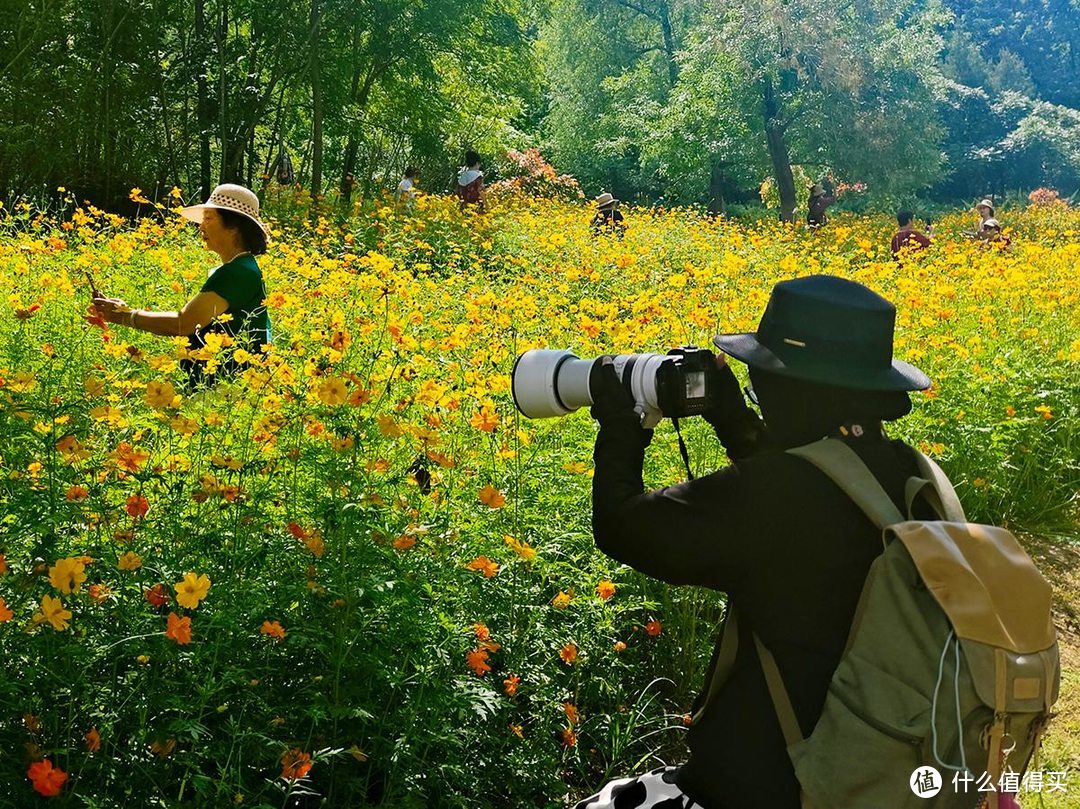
[87,184,273,393]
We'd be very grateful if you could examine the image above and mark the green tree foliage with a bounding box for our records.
[0,0,541,205]
[542,0,948,217]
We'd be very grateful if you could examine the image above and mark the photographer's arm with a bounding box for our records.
[590,359,751,588]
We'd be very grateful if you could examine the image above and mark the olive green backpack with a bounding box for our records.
[694,438,1060,809]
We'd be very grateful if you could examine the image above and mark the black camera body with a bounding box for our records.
[655,345,720,419]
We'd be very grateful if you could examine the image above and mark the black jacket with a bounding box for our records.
[592,409,925,808]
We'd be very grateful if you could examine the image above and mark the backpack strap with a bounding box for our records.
[912,451,966,521]
[787,439,904,530]
[690,606,740,725]
[754,633,824,809]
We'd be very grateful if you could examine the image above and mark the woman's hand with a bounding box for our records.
[85,296,130,326]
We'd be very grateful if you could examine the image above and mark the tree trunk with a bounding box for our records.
[195,0,211,198]
[309,0,323,198]
[217,0,230,184]
[340,56,389,203]
[657,0,678,88]
[708,157,726,216]
[763,76,796,223]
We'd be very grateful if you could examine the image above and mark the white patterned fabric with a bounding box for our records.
[574,767,699,809]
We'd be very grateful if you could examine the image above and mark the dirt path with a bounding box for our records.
[1021,533,1080,808]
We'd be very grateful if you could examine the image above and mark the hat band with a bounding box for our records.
[761,329,894,373]
[208,194,261,220]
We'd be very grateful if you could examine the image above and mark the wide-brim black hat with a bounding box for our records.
[713,275,930,391]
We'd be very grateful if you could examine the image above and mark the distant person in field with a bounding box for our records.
[964,199,995,238]
[806,181,836,228]
[395,166,419,208]
[890,209,933,260]
[590,192,625,236]
[963,199,1010,246]
[85,184,272,394]
[455,150,486,212]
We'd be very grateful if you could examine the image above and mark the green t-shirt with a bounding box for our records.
[191,253,271,352]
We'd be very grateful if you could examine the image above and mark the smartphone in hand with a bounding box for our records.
[83,270,100,298]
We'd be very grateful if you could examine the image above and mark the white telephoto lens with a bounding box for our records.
[512,350,595,418]
[611,353,670,411]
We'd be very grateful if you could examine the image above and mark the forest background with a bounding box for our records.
[3,0,1080,215]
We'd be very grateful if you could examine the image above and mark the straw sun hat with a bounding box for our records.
[180,183,270,239]
[595,192,618,210]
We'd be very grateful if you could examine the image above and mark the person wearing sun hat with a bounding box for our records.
[86,183,273,393]
[962,197,1005,242]
[590,192,625,236]
[581,275,935,809]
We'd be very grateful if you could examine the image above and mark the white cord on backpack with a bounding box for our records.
[931,630,972,776]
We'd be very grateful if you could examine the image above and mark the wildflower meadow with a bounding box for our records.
[0,189,1078,807]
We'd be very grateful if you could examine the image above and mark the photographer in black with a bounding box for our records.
[578,275,932,809]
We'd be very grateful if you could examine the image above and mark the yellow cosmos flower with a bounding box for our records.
[144,380,179,409]
[175,572,211,609]
[117,551,143,571]
[35,595,72,631]
[317,377,348,406]
[48,557,87,594]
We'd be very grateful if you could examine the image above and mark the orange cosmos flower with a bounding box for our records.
[596,580,616,600]
[65,485,89,501]
[466,647,492,676]
[645,619,663,637]
[165,612,192,645]
[477,485,505,508]
[503,674,520,696]
[392,535,416,550]
[0,597,13,622]
[561,726,577,747]
[470,407,499,432]
[144,583,169,608]
[473,622,491,641]
[466,556,499,578]
[85,727,101,752]
[559,642,578,664]
[0,553,6,575]
[260,620,286,640]
[551,591,572,610]
[88,584,112,603]
[125,494,149,518]
[563,702,579,725]
[280,748,313,781]
[27,759,68,797]
[614,640,627,653]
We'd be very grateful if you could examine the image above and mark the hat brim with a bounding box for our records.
[713,333,930,392]
[180,204,271,239]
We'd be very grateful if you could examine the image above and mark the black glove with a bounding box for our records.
[700,356,748,427]
[701,356,767,459]
[589,356,636,422]
[588,357,654,448]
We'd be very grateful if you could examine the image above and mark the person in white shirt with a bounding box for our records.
[395,166,419,207]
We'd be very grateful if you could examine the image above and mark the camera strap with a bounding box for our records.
[671,417,695,481]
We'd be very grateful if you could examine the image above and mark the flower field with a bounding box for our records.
[0,191,1078,807]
